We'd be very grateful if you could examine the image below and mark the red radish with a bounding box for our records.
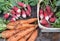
[26,5,31,13]
[49,16,56,23]
[13,6,21,14]
[39,9,44,19]
[12,15,16,18]
[44,24,50,27]
[10,17,16,22]
[17,2,26,7]
[46,5,51,14]
[10,18,16,22]
[22,10,26,18]
[25,9,31,16]
[10,10,16,15]
[12,15,19,19]
[4,13,10,19]
[44,10,49,21]
[40,19,48,25]
[49,12,54,18]
[16,14,20,19]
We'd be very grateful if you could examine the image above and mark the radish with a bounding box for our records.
[10,15,16,22]
[40,19,48,25]
[46,5,51,14]
[49,16,56,23]
[49,12,54,18]
[4,13,10,19]
[13,6,21,14]
[26,5,31,13]
[10,17,16,22]
[17,2,26,7]
[10,10,16,15]
[44,24,50,27]
[44,10,49,21]
[25,9,31,16]
[16,14,20,19]
[22,10,26,18]
[39,9,44,19]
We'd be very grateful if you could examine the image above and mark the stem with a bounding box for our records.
[24,0,28,5]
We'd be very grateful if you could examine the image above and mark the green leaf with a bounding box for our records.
[29,0,38,6]
[8,0,17,7]
[18,0,23,2]
[30,2,36,6]
[0,0,4,2]
[56,12,60,17]
[44,0,50,5]
[24,0,28,5]
[56,0,60,6]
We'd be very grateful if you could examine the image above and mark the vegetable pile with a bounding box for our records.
[39,0,60,28]
[0,0,38,41]
[3,2,31,22]
[0,0,38,22]
[0,18,38,41]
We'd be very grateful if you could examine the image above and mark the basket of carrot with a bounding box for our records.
[37,0,60,31]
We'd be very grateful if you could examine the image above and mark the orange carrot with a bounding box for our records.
[19,18,37,24]
[1,29,20,38]
[7,18,37,25]
[7,21,19,29]
[7,18,37,29]
[7,23,37,29]
[28,30,38,41]
[7,26,37,41]
[15,24,37,29]
[19,31,33,41]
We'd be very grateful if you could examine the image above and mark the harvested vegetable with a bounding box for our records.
[7,18,37,29]
[19,18,37,24]
[21,10,26,18]
[12,6,21,14]
[7,26,37,41]
[1,29,20,38]
[40,19,48,25]
[19,31,33,41]
[15,24,37,30]
[7,23,37,29]
[46,5,51,14]
[28,30,38,41]
[39,0,60,27]
[39,9,44,19]
[17,2,26,7]
[49,16,56,23]
[4,13,10,19]
[26,5,31,13]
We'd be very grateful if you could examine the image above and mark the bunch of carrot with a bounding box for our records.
[39,5,56,27]
[0,18,38,41]
[4,2,31,22]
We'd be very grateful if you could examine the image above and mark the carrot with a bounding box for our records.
[7,26,37,41]
[7,21,19,29]
[9,18,37,24]
[18,31,33,41]
[7,23,37,29]
[19,18,37,24]
[1,29,20,38]
[7,18,37,29]
[16,24,37,29]
[28,30,38,41]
